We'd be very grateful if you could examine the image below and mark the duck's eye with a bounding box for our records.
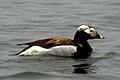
[90,30,93,32]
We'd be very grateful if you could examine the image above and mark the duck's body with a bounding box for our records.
[17,25,104,58]
[18,45,77,57]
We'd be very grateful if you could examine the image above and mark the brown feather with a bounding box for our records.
[17,37,77,49]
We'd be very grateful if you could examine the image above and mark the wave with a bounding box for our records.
[0,71,75,80]
[1,71,120,80]
[0,71,58,80]
[104,52,117,58]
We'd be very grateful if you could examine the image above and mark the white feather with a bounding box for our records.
[18,46,77,57]
[77,25,89,31]
[47,46,76,56]
[18,46,48,56]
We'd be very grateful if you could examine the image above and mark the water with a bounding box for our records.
[0,0,120,80]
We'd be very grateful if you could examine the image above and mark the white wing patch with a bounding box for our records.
[18,45,77,57]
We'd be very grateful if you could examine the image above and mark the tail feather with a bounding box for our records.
[17,42,31,46]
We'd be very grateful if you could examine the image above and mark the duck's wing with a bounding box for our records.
[17,38,52,48]
[17,37,75,48]
[45,37,75,47]
[16,37,75,55]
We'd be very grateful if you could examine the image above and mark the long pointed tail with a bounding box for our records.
[17,42,31,46]
[14,46,32,55]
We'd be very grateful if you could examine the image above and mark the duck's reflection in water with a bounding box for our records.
[73,60,96,74]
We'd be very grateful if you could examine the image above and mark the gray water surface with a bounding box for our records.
[0,0,120,80]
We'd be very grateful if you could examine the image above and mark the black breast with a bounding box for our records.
[72,31,93,59]
[72,42,93,59]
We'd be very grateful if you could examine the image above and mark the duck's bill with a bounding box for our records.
[96,33,105,39]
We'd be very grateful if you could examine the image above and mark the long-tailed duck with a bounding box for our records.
[16,25,104,58]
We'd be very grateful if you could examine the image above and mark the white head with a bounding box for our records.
[76,25,104,39]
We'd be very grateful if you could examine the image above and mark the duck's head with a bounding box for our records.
[74,25,104,41]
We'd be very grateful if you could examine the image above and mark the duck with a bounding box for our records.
[16,25,104,58]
